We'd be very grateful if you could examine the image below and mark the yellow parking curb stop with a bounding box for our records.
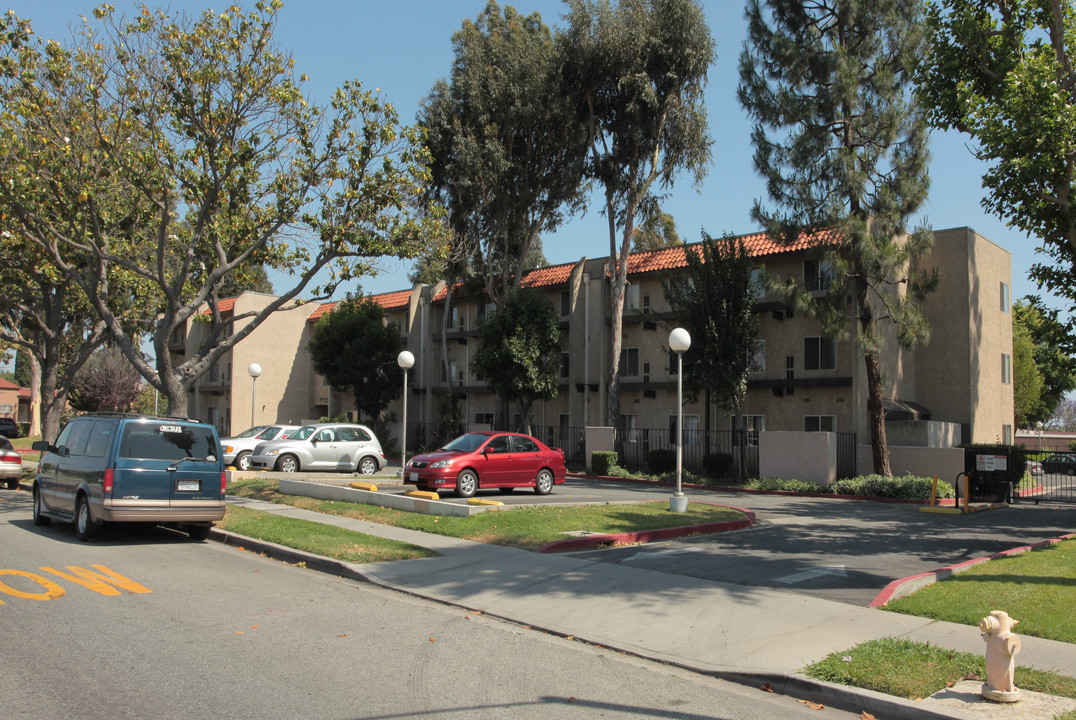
[405,490,440,500]
[350,482,378,492]
[467,498,503,506]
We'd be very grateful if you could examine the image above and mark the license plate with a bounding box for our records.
[176,480,200,492]
[409,472,419,482]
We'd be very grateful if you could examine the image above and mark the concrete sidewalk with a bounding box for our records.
[220,496,1076,719]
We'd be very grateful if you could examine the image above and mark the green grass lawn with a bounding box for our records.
[805,538,1076,713]
[217,505,437,563]
[228,477,747,551]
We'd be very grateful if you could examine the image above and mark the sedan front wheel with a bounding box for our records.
[455,469,478,498]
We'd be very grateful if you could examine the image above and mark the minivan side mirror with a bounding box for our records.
[32,440,57,454]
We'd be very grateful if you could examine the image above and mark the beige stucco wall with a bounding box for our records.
[759,431,837,485]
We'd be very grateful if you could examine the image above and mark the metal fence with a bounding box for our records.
[613,427,759,479]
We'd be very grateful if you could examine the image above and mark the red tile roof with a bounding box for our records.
[0,377,21,391]
[521,262,575,288]
[308,290,414,322]
[199,297,237,316]
[624,228,841,275]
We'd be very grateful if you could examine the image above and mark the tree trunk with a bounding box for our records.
[27,353,41,438]
[863,345,892,477]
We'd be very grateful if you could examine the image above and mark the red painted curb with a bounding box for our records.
[869,532,1076,608]
[535,503,757,553]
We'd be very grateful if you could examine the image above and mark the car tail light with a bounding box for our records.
[103,467,114,493]
[220,471,227,494]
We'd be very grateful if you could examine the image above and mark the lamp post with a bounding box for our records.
[1037,421,1044,452]
[669,328,691,513]
[397,350,415,479]
[247,363,262,428]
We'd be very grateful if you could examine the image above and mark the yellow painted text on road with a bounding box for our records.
[0,565,153,604]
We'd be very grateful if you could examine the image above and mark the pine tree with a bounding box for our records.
[738,0,937,476]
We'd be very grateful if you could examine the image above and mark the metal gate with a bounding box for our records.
[1017,447,1076,503]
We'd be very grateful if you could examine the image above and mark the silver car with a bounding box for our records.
[249,423,386,474]
[222,424,301,470]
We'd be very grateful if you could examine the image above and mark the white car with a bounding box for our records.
[222,425,301,471]
[249,423,387,474]
[0,436,22,489]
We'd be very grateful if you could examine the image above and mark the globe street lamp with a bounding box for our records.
[247,363,262,428]
[669,328,691,513]
[397,350,415,479]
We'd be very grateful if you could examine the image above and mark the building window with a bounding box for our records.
[668,348,678,375]
[441,359,459,383]
[474,413,494,427]
[750,266,765,298]
[1002,353,1012,385]
[447,306,458,329]
[804,336,836,371]
[642,295,651,315]
[625,284,640,312]
[619,414,639,443]
[1000,282,1010,313]
[560,352,570,379]
[668,414,699,446]
[804,415,836,432]
[561,291,571,317]
[620,347,640,377]
[804,258,833,292]
[750,340,766,373]
[732,415,766,446]
[1002,424,1013,444]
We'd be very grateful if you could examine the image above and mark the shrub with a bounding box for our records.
[830,473,954,500]
[703,452,733,475]
[746,477,829,494]
[648,449,676,473]
[591,451,619,476]
[1068,439,1076,453]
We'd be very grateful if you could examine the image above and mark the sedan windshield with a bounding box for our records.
[441,433,490,453]
[234,425,270,439]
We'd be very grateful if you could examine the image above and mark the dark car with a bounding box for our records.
[32,413,226,541]
[405,431,566,498]
[0,417,18,438]
[1041,453,1076,476]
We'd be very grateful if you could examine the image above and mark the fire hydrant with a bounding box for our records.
[980,610,1021,703]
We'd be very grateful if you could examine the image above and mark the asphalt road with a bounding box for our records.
[0,488,856,720]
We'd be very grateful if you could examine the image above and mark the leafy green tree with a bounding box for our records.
[1012,315,1045,427]
[739,0,936,477]
[307,295,404,423]
[632,209,681,253]
[1013,297,1076,423]
[662,232,759,476]
[419,1,588,309]
[471,288,561,433]
[0,3,445,417]
[917,0,1076,316]
[562,0,714,428]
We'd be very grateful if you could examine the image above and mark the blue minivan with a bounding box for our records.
[32,413,226,541]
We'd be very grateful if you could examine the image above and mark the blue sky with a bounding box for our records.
[11,0,1065,312]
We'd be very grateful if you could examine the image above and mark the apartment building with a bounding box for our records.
[179,226,1014,470]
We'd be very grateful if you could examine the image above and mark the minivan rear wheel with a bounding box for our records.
[75,495,101,541]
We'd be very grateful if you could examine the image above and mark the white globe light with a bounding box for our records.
[247,363,263,378]
[397,350,415,369]
[669,328,691,354]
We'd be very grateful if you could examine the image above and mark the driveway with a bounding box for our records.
[557,478,1075,606]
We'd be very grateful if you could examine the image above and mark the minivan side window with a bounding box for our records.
[64,421,95,457]
[54,422,76,454]
[85,421,115,458]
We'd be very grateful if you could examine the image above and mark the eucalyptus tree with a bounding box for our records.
[632,209,681,253]
[918,0,1076,316]
[0,2,445,416]
[739,0,936,476]
[419,0,588,310]
[561,0,714,428]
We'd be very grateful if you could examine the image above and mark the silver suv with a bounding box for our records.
[248,423,386,474]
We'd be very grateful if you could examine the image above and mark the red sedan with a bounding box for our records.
[404,432,566,498]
